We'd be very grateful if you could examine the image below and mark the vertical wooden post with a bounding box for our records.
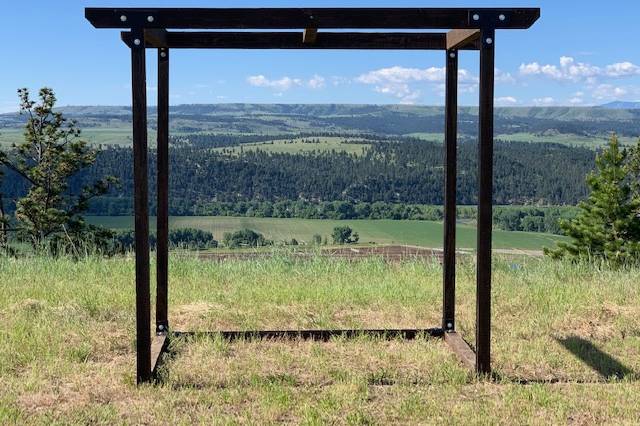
[131,28,151,384]
[156,47,169,335]
[443,48,458,332]
[476,28,495,375]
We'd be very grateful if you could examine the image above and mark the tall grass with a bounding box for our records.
[1,254,639,423]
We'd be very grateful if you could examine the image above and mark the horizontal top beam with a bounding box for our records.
[86,8,540,30]
[121,31,481,50]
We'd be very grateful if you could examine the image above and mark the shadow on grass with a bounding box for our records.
[556,336,635,380]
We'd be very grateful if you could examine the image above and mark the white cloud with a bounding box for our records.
[247,75,303,91]
[519,56,640,82]
[568,91,585,105]
[496,96,518,105]
[605,62,640,77]
[592,84,628,100]
[355,66,477,104]
[532,96,555,106]
[308,75,325,89]
[247,74,330,91]
[495,68,516,84]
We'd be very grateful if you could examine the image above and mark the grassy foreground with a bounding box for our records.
[1,255,640,424]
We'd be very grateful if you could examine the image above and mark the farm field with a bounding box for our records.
[1,256,639,423]
[87,215,566,251]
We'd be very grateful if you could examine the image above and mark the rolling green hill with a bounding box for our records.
[3,103,637,148]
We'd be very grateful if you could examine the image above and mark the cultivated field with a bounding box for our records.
[1,255,639,424]
[88,215,565,251]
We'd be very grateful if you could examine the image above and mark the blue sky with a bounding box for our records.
[1,0,639,111]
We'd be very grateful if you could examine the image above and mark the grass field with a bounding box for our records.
[407,131,636,148]
[1,255,639,423]
[0,127,156,147]
[213,136,369,155]
[87,215,565,251]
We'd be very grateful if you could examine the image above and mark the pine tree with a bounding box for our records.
[545,135,640,264]
[0,88,117,249]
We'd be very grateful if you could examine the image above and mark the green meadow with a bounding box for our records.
[1,255,639,423]
[87,215,566,251]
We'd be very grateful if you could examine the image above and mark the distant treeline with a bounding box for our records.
[82,199,574,235]
[55,138,592,204]
[1,133,593,231]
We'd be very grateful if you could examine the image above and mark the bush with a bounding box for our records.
[112,227,217,253]
[332,226,359,244]
[223,229,271,248]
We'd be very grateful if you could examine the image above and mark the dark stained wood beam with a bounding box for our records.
[476,29,496,376]
[131,27,151,384]
[443,49,458,333]
[144,28,167,47]
[174,328,444,341]
[445,331,476,370]
[156,47,169,335]
[86,8,540,30]
[303,28,317,44]
[447,29,480,50]
[121,31,481,50]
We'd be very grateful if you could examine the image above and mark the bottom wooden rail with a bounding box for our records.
[173,328,444,341]
[444,331,476,370]
[148,327,481,380]
[150,334,169,376]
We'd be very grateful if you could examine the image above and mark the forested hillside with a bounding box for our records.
[2,103,635,224]
[2,134,593,214]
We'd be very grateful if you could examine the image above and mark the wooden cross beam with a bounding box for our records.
[120,31,482,50]
[86,7,540,30]
[303,28,317,44]
[447,29,480,50]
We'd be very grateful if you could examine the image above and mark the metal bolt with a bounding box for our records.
[309,15,314,20]
[158,324,164,330]
[147,15,154,22]
[486,37,493,45]
[447,322,453,329]
[473,14,480,21]
[449,52,456,58]
[160,51,167,58]
[134,38,141,46]
[499,14,506,21]
[120,15,127,22]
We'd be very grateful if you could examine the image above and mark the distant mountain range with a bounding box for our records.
[1,104,639,140]
[599,101,640,110]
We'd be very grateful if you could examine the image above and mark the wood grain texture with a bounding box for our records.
[150,334,168,375]
[446,29,480,50]
[445,331,476,370]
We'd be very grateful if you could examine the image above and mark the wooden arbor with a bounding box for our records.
[85,7,540,384]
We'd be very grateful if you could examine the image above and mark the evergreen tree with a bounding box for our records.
[0,158,8,251]
[545,135,640,264]
[0,88,117,249]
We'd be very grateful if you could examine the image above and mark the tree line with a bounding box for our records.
[1,135,595,215]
